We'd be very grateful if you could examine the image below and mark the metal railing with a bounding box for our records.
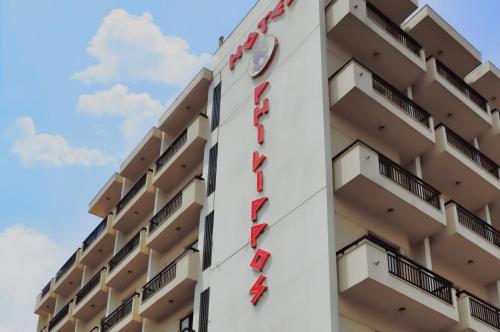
[76,269,104,304]
[48,300,72,330]
[435,59,488,111]
[337,235,453,304]
[142,248,198,302]
[149,192,183,234]
[83,217,108,251]
[379,155,441,208]
[372,74,431,127]
[108,230,143,272]
[452,202,500,247]
[459,291,500,329]
[40,280,52,299]
[55,251,78,282]
[89,327,99,332]
[116,173,147,214]
[443,126,499,178]
[101,294,138,332]
[366,2,422,56]
[155,129,188,171]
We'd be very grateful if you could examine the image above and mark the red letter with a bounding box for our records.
[250,223,267,248]
[229,45,243,71]
[269,0,285,19]
[250,274,268,305]
[252,151,267,172]
[257,171,264,192]
[254,81,270,105]
[250,249,271,272]
[243,32,259,50]
[254,99,269,126]
[257,12,271,34]
[257,124,265,145]
[251,197,268,222]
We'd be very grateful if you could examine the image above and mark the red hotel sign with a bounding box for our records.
[228,0,296,306]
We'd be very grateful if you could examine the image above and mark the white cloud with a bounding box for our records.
[76,84,164,144]
[0,225,63,332]
[11,116,115,168]
[72,9,211,86]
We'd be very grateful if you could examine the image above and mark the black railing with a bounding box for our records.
[366,2,422,56]
[55,251,78,282]
[379,155,441,208]
[76,269,104,304]
[116,173,147,214]
[40,280,52,299]
[142,248,198,302]
[372,74,431,127]
[83,217,108,251]
[442,126,499,178]
[149,192,183,234]
[89,327,99,332]
[108,230,143,272]
[48,300,72,330]
[101,294,138,332]
[155,129,188,171]
[459,291,500,329]
[451,202,500,247]
[337,235,453,304]
[39,326,47,332]
[435,59,488,111]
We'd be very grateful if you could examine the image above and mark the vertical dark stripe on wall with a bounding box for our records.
[202,211,215,270]
[211,83,221,131]
[207,144,218,196]
[199,288,210,332]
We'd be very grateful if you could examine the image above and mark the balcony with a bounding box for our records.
[413,58,491,140]
[456,292,500,332]
[326,0,426,90]
[466,62,500,110]
[89,173,124,218]
[337,236,458,331]
[479,110,500,165]
[158,68,212,135]
[153,115,208,193]
[147,177,204,252]
[47,301,75,332]
[106,229,148,289]
[112,170,155,232]
[139,249,199,320]
[35,279,56,316]
[403,5,481,78]
[74,268,109,321]
[101,294,141,332]
[53,250,83,297]
[421,125,500,213]
[333,141,446,242]
[329,59,435,163]
[431,202,500,285]
[80,216,115,267]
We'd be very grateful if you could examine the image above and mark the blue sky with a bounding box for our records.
[0,0,498,331]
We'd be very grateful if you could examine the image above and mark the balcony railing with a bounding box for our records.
[76,269,104,304]
[142,248,198,302]
[101,293,138,332]
[40,280,52,299]
[149,193,182,234]
[435,59,488,111]
[378,155,441,208]
[450,202,500,247]
[337,235,453,304]
[89,327,99,332]
[55,251,78,282]
[116,173,147,214]
[108,230,143,272]
[48,300,72,330]
[372,73,431,127]
[460,291,500,330]
[366,2,422,56]
[83,217,108,251]
[442,125,499,178]
[155,129,188,172]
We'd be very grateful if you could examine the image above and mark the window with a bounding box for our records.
[207,144,218,196]
[202,211,214,270]
[198,288,210,332]
[211,83,221,131]
[180,313,193,332]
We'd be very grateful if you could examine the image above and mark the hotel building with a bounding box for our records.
[34,0,500,331]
